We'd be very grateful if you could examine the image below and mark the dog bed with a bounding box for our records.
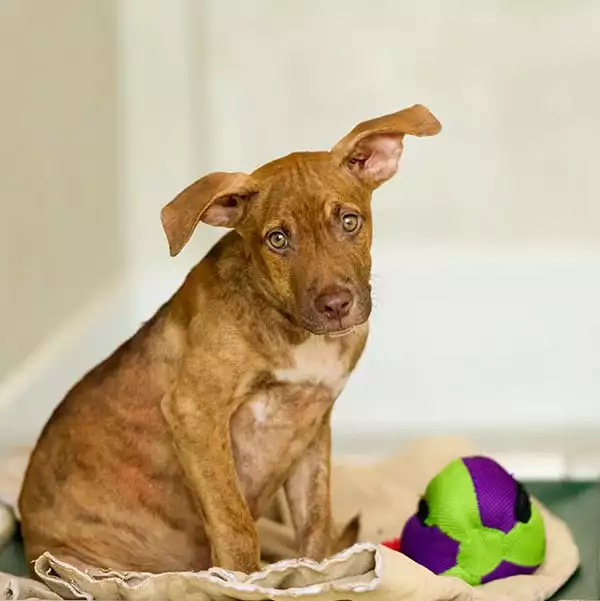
[0,437,579,600]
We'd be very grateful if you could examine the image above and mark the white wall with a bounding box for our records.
[197,0,600,248]
[0,0,212,444]
[189,0,600,443]
[0,0,140,444]
[1,0,599,450]
[0,0,125,381]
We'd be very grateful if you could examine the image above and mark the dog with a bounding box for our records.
[19,104,441,575]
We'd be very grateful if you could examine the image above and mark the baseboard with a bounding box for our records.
[332,427,600,481]
[0,278,137,447]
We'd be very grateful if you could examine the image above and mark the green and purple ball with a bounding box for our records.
[401,456,546,586]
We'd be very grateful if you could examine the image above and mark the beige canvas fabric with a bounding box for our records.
[0,438,580,600]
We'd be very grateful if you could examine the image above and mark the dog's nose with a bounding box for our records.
[314,288,354,320]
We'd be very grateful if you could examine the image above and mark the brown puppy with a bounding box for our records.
[19,105,441,575]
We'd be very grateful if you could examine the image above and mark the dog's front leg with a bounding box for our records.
[284,413,333,561]
[161,364,260,574]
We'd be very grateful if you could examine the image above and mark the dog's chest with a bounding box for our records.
[273,334,350,395]
[230,334,356,507]
[243,335,350,430]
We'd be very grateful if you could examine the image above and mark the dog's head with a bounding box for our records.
[161,105,441,336]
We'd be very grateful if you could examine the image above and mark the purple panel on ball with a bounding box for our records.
[462,456,517,534]
[401,515,459,575]
[481,560,538,584]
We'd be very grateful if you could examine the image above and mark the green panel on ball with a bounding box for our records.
[503,502,546,567]
[441,564,481,587]
[424,458,482,542]
[456,527,505,579]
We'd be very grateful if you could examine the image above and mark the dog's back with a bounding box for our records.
[19,272,210,571]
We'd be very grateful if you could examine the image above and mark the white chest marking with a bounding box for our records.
[274,335,348,395]
[249,397,269,424]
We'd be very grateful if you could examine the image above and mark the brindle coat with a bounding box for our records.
[19,105,441,574]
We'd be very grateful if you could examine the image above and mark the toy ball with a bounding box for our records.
[400,455,546,586]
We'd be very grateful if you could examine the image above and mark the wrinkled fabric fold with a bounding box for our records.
[0,437,579,600]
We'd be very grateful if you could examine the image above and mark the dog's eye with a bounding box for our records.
[342,213,361,233]
[266,230,288,250]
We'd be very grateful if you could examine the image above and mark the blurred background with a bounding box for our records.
[1,0,599,465]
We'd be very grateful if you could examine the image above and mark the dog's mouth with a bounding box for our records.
[299,313,369,337]
[326,326,358,338]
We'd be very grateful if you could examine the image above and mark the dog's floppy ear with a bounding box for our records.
[161,171,255,257]
[332,104,442,190]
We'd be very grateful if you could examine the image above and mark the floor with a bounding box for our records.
[0,482,598,599]
[527,481,600,600]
